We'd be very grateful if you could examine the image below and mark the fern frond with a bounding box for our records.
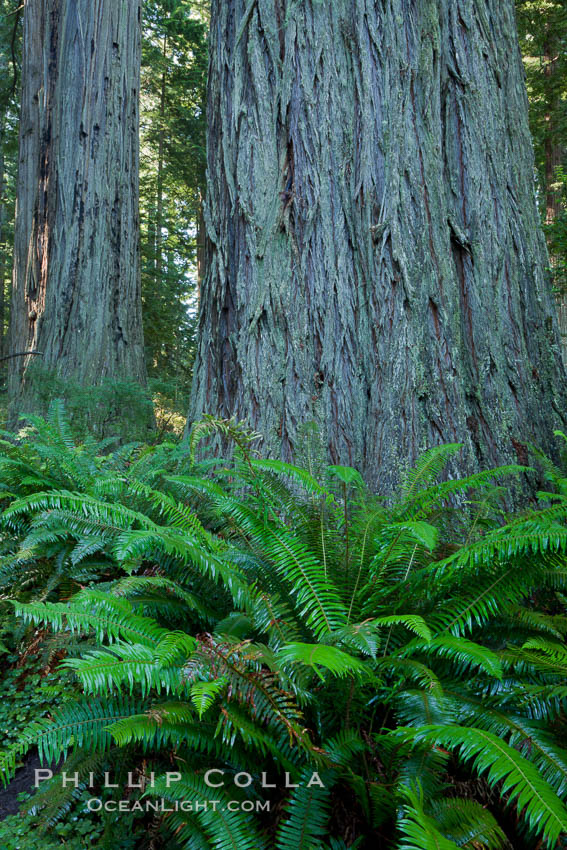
[13,595,169,645]
[214,499,347,637]
[148,771,269,850]
[448,692,567,798]
[401,444,463,499]
[276,768,333,850]
[403,635,503,680]
[61,635,193,696]
[427,798,508,849]
[275,643,369,680]
[0,697,144,785]
[399,725,567,846]
[397,786,460,850]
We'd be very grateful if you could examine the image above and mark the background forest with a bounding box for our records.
[0,0,210,432]
[1,2,567,850]
[0,0,564,426]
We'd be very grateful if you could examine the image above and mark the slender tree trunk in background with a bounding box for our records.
[545,135,563,225]
[189,0,567,492]
[156,37,167,286]
[8,0,148,421]
[165,235,181,404]
[146,196,157,310]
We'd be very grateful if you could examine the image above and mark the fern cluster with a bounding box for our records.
[1,407,567,848]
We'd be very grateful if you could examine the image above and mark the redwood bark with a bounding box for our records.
[8,0,148,420]
[0,117,6,359]
[189,0,567,492]
[196,196,205,308]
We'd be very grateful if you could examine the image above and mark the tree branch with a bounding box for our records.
[0,351,43,362]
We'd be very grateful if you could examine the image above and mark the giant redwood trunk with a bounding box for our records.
[190,0,567,492]
[8,0,147,420]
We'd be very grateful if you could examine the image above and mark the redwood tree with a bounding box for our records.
[190,0,567,492]
[8,0,147,420]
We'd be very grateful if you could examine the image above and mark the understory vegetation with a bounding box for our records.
[0,404,566,848]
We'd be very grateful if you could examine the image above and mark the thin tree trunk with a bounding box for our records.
[543,35,563,226]
[545,136,563,225]
[156,36,167,286]
[190,0,567,493]
[8,0,148,421]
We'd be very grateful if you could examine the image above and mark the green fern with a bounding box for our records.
[3,418,567,849]
[397,725,567,846]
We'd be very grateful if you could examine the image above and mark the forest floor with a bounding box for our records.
[0,753,42,819]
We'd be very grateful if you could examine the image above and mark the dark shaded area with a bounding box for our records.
[0,753,42,820]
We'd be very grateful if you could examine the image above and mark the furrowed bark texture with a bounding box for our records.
[0,115,6,359]
[8,0,147,418]
[190,0,567,492]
